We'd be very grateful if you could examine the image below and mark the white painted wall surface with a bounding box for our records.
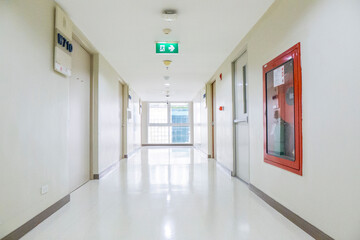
[193,88,208,155]
[0,1,135,236]
[97,55,123,173]
[0,0,70,237]
[127,89,141,154]
[141,102,149,144]
[207,0,360,239]
[214,65,235,171]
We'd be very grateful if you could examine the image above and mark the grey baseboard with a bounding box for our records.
[127,147,142,158]
[123,154,128,158]
[215,160,233,176]
[93,161,119,180]
[2,194,70,240]
[249,184,334,240]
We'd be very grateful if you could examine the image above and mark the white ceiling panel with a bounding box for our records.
[56,0,274,101]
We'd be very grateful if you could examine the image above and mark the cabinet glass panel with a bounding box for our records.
[265,60,295,161]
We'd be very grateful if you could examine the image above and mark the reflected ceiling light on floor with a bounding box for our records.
[163,28,171,34]
[164,83,170,86]
[162,10,177,22]
[164,223,172,239]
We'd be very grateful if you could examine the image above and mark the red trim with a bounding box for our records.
[263,43,303,175]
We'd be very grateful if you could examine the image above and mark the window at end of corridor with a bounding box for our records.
[148,102,191,144]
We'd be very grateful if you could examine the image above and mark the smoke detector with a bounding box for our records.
[162,10,177,22]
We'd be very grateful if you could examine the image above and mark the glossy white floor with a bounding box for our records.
[22,147,312,240]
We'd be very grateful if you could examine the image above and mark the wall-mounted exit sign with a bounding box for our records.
[156,42,179,54]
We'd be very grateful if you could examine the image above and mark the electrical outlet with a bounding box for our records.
[41,185,49,195]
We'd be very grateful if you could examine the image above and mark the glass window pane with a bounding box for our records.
[171,126,190,143]
[170,103,189,124]
[149,103,168,124]
[266,60,295,161]
[148,126,169,144]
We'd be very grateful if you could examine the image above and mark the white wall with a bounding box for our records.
[193,88,208,154]
[96,54,123,173]
[204,0,360,239]
[141,102,149,144]
[0,0,141,237]
[127,88,141,155]
[0,0,70,237]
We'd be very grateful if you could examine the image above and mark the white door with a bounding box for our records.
[234,51,250,183]
[69,39,91,192]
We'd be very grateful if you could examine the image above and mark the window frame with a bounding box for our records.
[262,43,303,175]
[147,102,192,144]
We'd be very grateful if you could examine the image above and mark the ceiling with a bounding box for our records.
[56,0,274,101]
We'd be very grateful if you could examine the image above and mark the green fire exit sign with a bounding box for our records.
[156,42,179,54]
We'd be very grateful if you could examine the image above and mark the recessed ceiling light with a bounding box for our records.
[164,83,170,86]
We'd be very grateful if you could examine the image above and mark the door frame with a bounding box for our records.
[231,48,249,181]
[211,80,216,159]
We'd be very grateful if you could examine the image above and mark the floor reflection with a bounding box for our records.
[126,147,199,192]
[22,147,312,240]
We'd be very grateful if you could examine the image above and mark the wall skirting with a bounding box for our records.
[127,147,142,158]
[249,184,334,240]
[2,195,70,240]
[93,160,119,179]
[215,160,233,176]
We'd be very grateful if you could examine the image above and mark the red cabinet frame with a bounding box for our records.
[263,43,303,175]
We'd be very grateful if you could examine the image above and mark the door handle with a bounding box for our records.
[234,116,248,123]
